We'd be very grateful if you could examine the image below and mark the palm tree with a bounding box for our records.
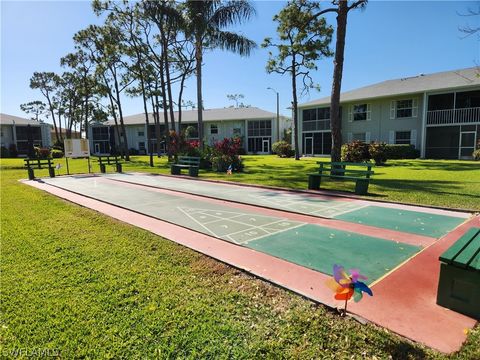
[183,0,256,149]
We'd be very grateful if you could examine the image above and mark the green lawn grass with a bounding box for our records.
[3,155,478,210]
[1,157,479,358]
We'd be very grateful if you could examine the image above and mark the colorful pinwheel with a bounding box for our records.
[326,264,373,315]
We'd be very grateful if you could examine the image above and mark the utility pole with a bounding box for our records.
[267,87,280,142]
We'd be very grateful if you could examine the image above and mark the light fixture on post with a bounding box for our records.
[267,87,280,142]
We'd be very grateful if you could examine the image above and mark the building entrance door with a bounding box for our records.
[459,131,476,159]
[262,138,270,153]
[304,137,313,156]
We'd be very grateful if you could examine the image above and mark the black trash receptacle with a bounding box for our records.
[116,163,122,173]
[100,164,106,173]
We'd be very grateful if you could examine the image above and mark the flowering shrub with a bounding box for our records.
[341,141,370,162]
[368,142,387,165]
[34,147,51,159]
[211,137,244,172]
[183,139,201,157]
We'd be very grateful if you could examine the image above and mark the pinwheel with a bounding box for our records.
[325,264,373,315]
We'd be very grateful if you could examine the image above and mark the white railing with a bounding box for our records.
[426,107,480,125]
[303,119,330,131]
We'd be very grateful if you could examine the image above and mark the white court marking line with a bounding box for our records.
[178,206,302,240]
[240,223,308,245]
[176,207,220,239]
[317,204,370,218]
[221,219,300,239]
[201,213,247,225]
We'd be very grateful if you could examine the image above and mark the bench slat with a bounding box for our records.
[452,234,480,270]
[317,161,374,167]
[308,173,372,180]
[440,228,480,270]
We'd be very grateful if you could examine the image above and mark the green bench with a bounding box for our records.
[24,158,55,180]
[307,162,374,195]
[171,156,200,177]
[95,155,122,173]
[437,227,480,319]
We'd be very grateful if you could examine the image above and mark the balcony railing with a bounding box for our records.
[303,119,330,131]
[426,107,480,125]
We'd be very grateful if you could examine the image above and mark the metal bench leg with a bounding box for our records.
[116,163,122,173]
[48,167,55,178]
[100,164,106,173]
[171,166,181,175]
[28,168,35,180]
[189,167,199,177]
[355,179,369,195]
[308,175,321,190]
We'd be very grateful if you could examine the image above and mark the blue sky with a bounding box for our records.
[1,0,479,122]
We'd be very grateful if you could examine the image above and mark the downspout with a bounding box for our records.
[421,91,427,158]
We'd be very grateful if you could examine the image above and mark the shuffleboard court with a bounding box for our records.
[103,173,467,238]
[38,175,421,283]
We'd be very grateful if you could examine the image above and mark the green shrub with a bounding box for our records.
[385,144,420,159]
[51,149,64,158]
[1,146,10,158]
[473,149,480,161]
[369,142,387,165]
[129,148,139,156]
[272,141,295,158]
[341,141,370,162]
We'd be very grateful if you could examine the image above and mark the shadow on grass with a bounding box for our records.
[372,178,476,197]
[384,161,479,172]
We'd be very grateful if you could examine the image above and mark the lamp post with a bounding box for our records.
[267,87,280,142]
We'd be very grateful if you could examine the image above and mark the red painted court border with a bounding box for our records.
[23,178,478,353]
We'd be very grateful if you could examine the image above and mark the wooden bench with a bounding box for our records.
[307,161,374,195]
[437,227,480,319]
[24,158,55,180]
[94,155,122,173]
[171,156,200,177]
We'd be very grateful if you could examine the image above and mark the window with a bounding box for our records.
[395,131,411,144]
[353,133,366,142]
[396,100,413,118]
[317,108,330,120]
[210,124,218,134]
[350,104,370,121]
[138,131,144,137]
[392,99,418,118]
[303,109,317,121]
[138,142,146,150]
[248,120,271,137]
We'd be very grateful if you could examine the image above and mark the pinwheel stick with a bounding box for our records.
[343,297,348,316]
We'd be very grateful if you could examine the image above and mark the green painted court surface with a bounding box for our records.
[105,173,466,238]
[38,175,466,283]
[249,225,420,282]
